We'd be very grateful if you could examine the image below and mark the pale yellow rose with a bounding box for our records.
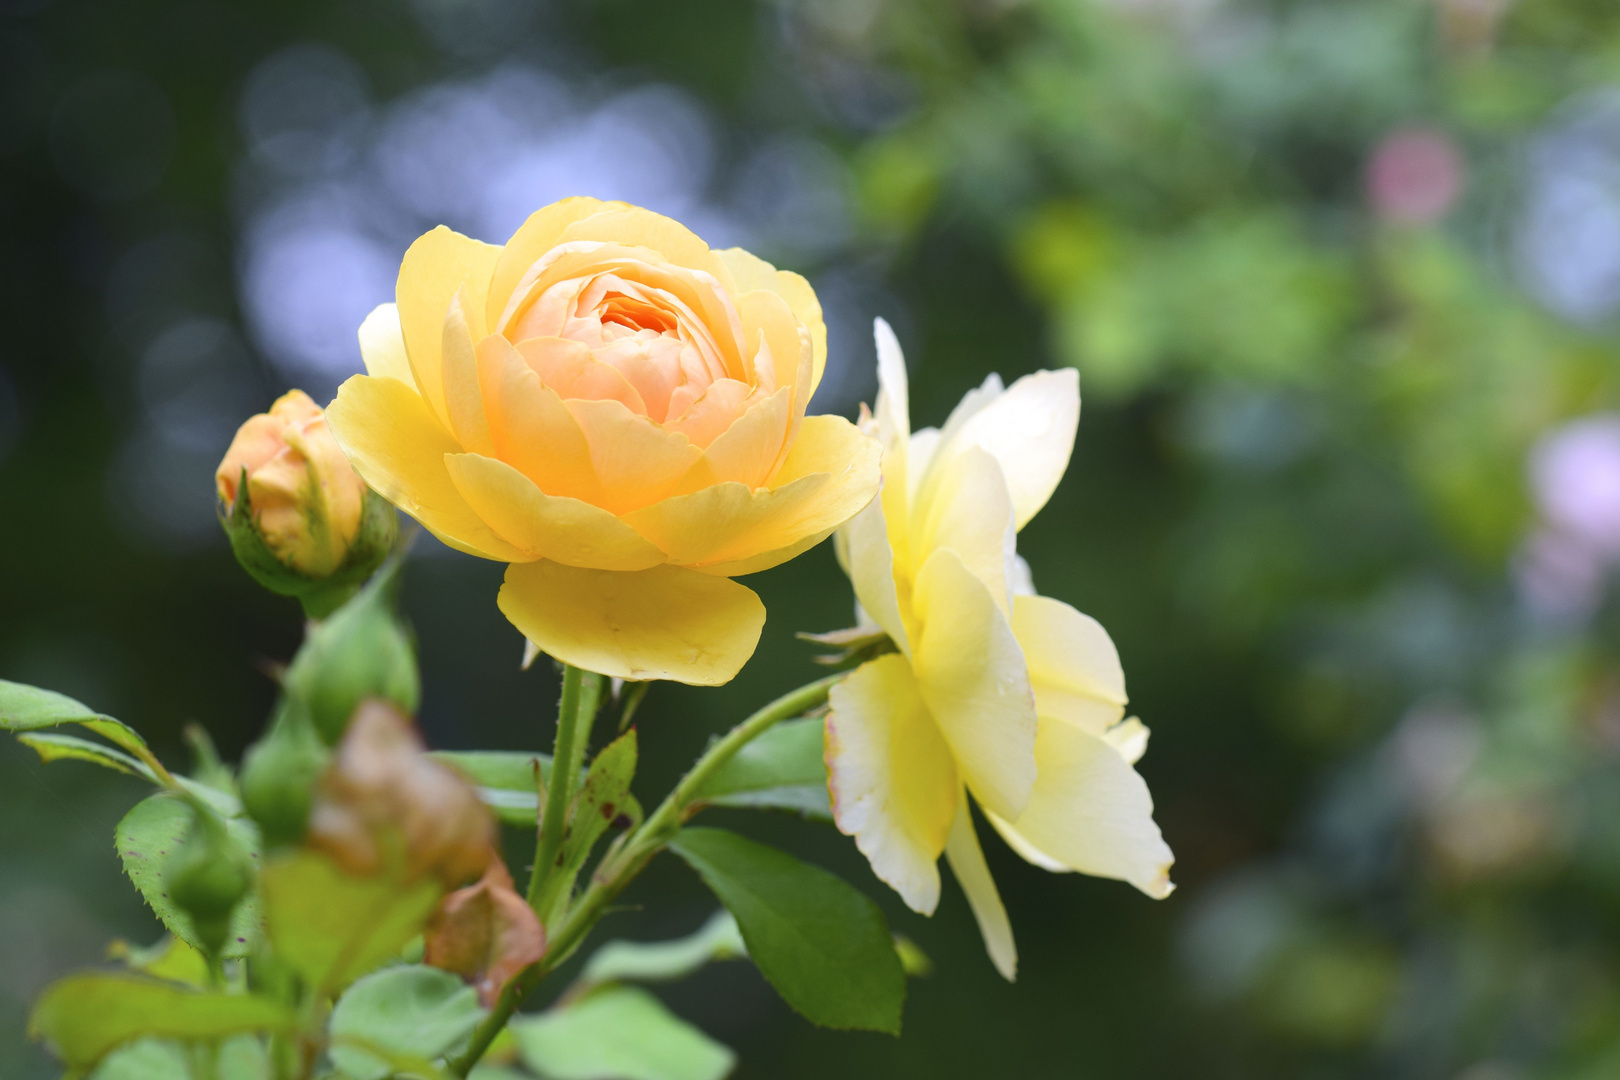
[326,198,881,685]
[217,389,367,579]
[827,320,1173,981]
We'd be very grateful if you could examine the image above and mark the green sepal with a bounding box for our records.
[221,475,398,620]
[281,559,419,745]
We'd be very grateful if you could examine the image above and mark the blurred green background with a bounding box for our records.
[6,0,1620,1076]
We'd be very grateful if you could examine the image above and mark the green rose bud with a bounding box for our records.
[165,801,254,958]
[282,564,419,746]
[239,698,329,848]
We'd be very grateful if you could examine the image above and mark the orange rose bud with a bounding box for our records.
[306,700,493,889]
[218,390,397,617]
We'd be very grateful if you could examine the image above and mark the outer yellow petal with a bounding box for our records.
[444,453,665,571]
[397,226,502,431]
[944,798,1017,981]
[911,446,1015,617]
[498,562,765,685]
[986,719,1175,899]
[640,414,880,575]
[358,303,413,385]
[557,207,722,279]
[1011,594,1128,735]
[835,495,911,656]
[872,318,912,575]
[442,290,494,456]
[714,248,826,398]
[624,474,828,568]
[911,548,1038,823]
[736,290,805,404]
[825,654,958,915]
[477,336,599,503]
[325,375,525,562]
[487,197,625,328]
[929,369,1079,531]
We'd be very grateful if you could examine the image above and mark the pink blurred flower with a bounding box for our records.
[1366,128,1465,226]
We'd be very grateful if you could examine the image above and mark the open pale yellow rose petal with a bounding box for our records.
[445,453,665,571]
[477,336,599,503]
[565,397,702,514]
[944,798,1017,981]
[826,654,958,915]
[397,226,502,431]
[912,547,1039,823]
[487,197,624,328]
[1011,594,1129,736]
[836,495,911,655]
[498,561,765,685]
[911,445,1016,616]
[986,719,1175,900]
[358,303,414,386]
[325,374,526,562]
[935,369,1080,531]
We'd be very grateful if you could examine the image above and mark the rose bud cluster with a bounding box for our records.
[217,389,398,618]
[306,700,493,889]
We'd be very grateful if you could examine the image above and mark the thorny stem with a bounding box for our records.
[527,666,599,908]
[448,672,844,1077]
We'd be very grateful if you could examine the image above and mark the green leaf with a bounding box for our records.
[89,1036,271,1080]
[692,718,831,820]
[668,827,905,1034]
[88,1038,187,1080]
[0,679,160,765]
[329,966,484,1080]
[466,1067,527,1080]
[431,751,554,827]
[109,936,210,987]
[259,850,441,997]
[535,730,642,918]
[30,973,292,1073]
[513,986,734,1080]
[580,910,745,987]
[18,731,148,777]
[117,794,264,960]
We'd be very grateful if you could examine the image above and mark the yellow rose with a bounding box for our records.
[326,198,881,686]
[217,389,369,579]
[827,320,1172,980]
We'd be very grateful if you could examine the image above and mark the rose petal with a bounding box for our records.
[984,718,1175,900]
[397,226,501,431]
[514,336,647,415]
[326,375,526,562]
[911,547,1038,823]
[445,453,665,571]
[487,197,624,330]
[826,654,958,915]
[943,798,1017,981]
[498,561,765,685]
[477,336,599,504]
[442,288,494,456]
[715,248,826,399]
[358,303,413,386]
[564,398,702,514]
[1010,594,1128,736]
